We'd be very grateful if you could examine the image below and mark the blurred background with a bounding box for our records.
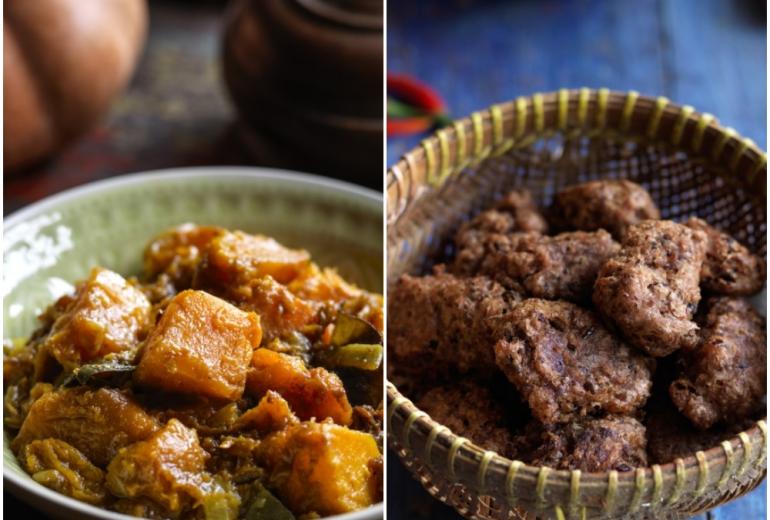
[4,0,383,215]
[386,0,766,518]
[387,0,766,165]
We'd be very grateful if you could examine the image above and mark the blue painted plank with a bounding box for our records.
[388,0,665,111]
[388,0,667,165]
[387,0,766,165]
[659,0,766,147]
[710,479,767,520]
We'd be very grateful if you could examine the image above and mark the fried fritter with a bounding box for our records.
[455,190,548,245]
[388,269,521,377]
[453,190,548,274]
[669,297,766,430]
[523,415,647,472]
[593,220,707,357]
[417,381,520,458]
[454,230,619,303]
[549,179,660,239]
[646,398,755,464]
[685,218,765,296]
[493,299,653,425]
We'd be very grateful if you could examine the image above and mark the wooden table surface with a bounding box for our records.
[387,0,767,518]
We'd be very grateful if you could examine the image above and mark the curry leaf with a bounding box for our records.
[326,343,383,371]
[331,313,381,347]
[244,485,295,520]
[62,360,136,387]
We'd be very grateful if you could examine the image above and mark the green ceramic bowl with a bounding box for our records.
[3,167,384,520]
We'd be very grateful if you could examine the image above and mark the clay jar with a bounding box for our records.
[222,0,383,184]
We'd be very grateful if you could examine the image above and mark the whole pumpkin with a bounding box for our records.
[4,0,147,171]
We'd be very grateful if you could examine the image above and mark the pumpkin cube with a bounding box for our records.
[106,419,209,514]
[259,422,380,516]
[134,290,261,400]
[235,390,298,434]
[198,231,311,291]
[44,267,151,370]
[244,276,316,341]
[247,349,352,425]
[288,264,362,302]
[288,264,384,332]
[13,387,159,467]
[143,224,223,285]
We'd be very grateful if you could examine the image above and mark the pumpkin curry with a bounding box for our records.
[4,224,384,519]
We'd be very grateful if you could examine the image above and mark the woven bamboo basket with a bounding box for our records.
[386,88,767,520]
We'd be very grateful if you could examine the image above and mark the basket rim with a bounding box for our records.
[386,88,767,227]
[387,381,767,484]
[386,88,768,505]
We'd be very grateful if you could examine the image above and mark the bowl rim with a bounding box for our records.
[3,166,384,520]
[4,166,382,230]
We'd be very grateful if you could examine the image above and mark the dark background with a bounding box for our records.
[386,0,767,518]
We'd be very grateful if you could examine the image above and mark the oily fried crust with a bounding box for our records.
[454,230,620,303]
[646,399,755,464]
[522,416,648,472]
[669,297,766,430]
[593,220,707,357]
[387,269,521,377]
[493,299,653,425]
[456,190,548,242]
[685,218,765,296]
[453,190,548,274]
[417,381,519,458]
[549,179,660,239]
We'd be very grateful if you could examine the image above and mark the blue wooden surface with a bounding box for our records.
[387,0,767,518]
[387,0,766,166]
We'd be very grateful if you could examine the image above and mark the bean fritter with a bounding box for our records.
[669,297,766,430]
[685,217,765,296]
[493,299,653,425]
[593,220,707,357]
[390,179,765,475]
[454,230,619,303]
[457,189,547,238]
[646,399,755,464]
[417,381,520,458]
[454,190,548,274]
[523,415,648,472]
[388,269,521,376]
[550,179,660,239]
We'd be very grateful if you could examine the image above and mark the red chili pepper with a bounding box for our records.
[387,117,433,137]
[387,74,450,137]
[388,74,447,114]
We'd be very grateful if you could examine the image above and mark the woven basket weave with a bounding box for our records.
[386,89,767,520]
